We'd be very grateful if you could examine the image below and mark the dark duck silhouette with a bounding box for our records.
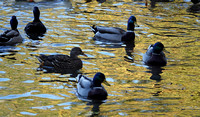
[187,0,200,13]
[91,15,139,53]
[143,42,167,66]
[35,47,87,70]
[76,72,110,100]
[24,6,46,40]
[0,16,23,46]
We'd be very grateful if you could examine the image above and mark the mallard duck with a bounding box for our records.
[0,16,23,46]
[91,15,139,52]
[35,47,87,70]
[24,6,46,39]
[76,72,110,100]
[187,0,200,13]
[143,42,167,66]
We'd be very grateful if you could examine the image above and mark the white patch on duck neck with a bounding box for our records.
[127,30,134,32]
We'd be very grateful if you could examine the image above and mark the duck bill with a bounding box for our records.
[82,53,88,57]
[103,80,111,86]
[163,48,170,53]
[134,22,139,27]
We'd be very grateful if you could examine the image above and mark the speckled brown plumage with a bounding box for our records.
[36,47,86,70]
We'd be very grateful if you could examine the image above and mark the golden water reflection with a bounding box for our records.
[0,0,200,116]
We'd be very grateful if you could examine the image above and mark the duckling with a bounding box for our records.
[76,72,110,100]
[35,47,87,70]
[0,16,23,46]
[143,42,167,66]
[91,15,139,52]
[24,6,46,39]
[187,0,200,13]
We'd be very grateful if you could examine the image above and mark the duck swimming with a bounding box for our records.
[35,47,87,70]
[76,72,110,100]
[91,15,139,53]
[187,0,200,13]
[143,42,167,66]
[0,16,23,46]
[24,6,46,39]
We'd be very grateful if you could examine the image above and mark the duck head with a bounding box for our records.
[127,15,139,31]
[93,72,110,87]
[191,0,200,4]
[153,42,164,54]
[70,47,87,58]
[10,16,18,30]
[33,6,40,22]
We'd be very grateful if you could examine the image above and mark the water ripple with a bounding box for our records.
[0,90,64,100]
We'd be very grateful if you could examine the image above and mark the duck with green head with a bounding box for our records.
[76,72,110,100]
[0,16,23,46]
[91,15,139,53]
[143,42,167,66]
[24,6,46,39]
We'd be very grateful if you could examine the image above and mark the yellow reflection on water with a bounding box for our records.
[0,0,200,116]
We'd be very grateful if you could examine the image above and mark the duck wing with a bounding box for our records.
[0,30,19,42]
[77,74,93,88]
[36,54,82,69]
[25,21,46,37]
[76,74,93,97]
[96,26,126,34]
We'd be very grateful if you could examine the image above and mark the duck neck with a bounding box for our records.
[127,23,135,31]
[70,52,78,59]
[33,9,40,22]
[93,80,101,87]
[127,30,134,32]
[33,16,40,22]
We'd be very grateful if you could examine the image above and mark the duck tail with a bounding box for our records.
[76,74,83,82]
[35,55,43,63]
[91,25,98,34]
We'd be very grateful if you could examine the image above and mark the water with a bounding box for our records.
[0,0,200,116]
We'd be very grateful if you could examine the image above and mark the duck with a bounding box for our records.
[0,16,23,46]
[24,6,46,40]
[91,15,139,53]
[76,72,110,100]
[143,42,167,66]
[35,47,87,70]
[187,0,200,13]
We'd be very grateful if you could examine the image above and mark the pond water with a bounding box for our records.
[0,0,200,116]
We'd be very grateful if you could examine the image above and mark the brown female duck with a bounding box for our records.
[36,47,87,70]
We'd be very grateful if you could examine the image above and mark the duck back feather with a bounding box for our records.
[24,6,46,39]
[0,16,23,45]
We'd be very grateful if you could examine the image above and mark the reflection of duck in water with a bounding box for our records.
[91,15,139,55]
[24,6,46,40]
[143,42,167,66]
[86,101,103,116]
[145,0,174,8]
[187,0,200,13]
[36,47,87,70]
[0,16,23,46]
[147,66,163,81]
[76,72,110,100]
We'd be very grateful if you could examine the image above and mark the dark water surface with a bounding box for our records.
[0,0,200,116]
